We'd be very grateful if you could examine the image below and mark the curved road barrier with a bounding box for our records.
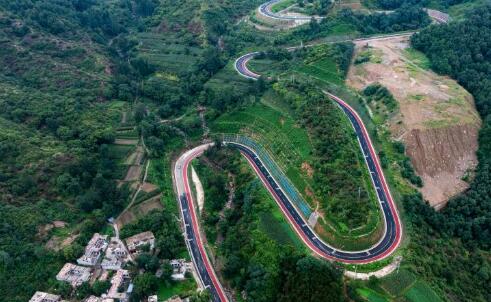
[258,0,323,21]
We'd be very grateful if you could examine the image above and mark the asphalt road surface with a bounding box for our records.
[174,94,403,300]
[174,144,228,302]
[169,1,451,301]
[258,0,322,20]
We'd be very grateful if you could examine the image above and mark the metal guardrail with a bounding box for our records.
[223,134,312,217]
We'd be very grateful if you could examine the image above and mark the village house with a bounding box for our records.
[101,237,129,270]
[77,233,109,266]
[84,296,115,302]
[56,263,91,287]
[170,259,193,281]
[29,291,62,302]
[147,295,158,302]
[125,231,155,256]
[105,269,131,301]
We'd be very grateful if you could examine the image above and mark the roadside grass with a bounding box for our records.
[271,0,296,12]
[356,287,390,302]
[404,48,431,70]
[404,281,443,302]
[248,58,291,78]
[380,269,417,296]
[205,61,251,94]
[146,136,185,215]
[157,279,196,301]
[257,188,306,251]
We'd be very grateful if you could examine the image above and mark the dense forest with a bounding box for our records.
[411,3,491,251]
[273,5,431,45]
[369,4,491,301]
[0,1,135,300]
[371,0,468,10]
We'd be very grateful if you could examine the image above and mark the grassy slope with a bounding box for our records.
[210,85,383,250]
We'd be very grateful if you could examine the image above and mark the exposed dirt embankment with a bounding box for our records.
[347,36,481,208]
[405,124,478,209]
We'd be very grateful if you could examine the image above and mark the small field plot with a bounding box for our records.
[295,56,344,85]
[205,62,251,95]
[381,269,416,297]
[135,32,202,74]
[404,281,443,302]
[356,287,390,302]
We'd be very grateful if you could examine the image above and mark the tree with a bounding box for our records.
[136,253,160,273]
[134,103,147,124]
[92,280,111,296]
[62,243,84,261]
[160,261,174,281]
[190,290,212,302]
[131,273,159,301]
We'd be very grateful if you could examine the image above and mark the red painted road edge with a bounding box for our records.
[327,92,402,262]
[177,94,403,302]
[181,149,228,302]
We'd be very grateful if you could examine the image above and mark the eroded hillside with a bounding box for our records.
[347,36,481,208]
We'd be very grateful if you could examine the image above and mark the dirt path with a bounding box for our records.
[345,256,403,280]
[118,159,151,221]
[198,106,209,138]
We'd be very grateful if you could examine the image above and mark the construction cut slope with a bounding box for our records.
[347,36,481,209]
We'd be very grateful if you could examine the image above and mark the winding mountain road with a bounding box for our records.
[173,94,402,301]
[172,2,450,301]
[258,0,324,21]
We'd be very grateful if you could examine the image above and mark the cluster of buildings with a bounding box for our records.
[30,231,161,302]
[30,229,196,302]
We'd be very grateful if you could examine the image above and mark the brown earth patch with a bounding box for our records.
[404,124,479,209]
[141,182,158,193]
[115,195,163,229]
[347,36,481,208]
[37,220,67,239]
[124,165,142,182]
[45,234,79,252]
[301,162,314,178]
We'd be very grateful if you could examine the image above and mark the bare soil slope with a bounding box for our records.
[347,36,481,209]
